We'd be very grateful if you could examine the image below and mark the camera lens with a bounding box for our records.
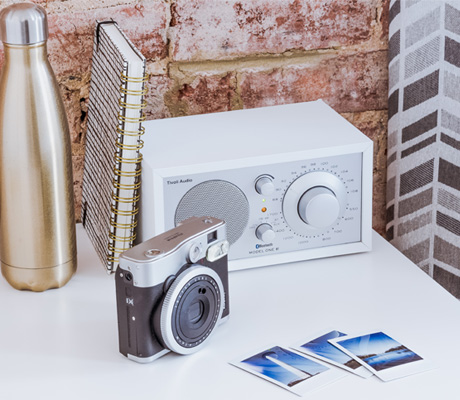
[174,278,218,341]
[188,300,204,324]
[158,266,224,355]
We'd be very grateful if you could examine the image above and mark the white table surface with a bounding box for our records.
[1,225,460,399]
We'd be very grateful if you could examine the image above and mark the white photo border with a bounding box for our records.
[291,328,373,378]
[328,331,433,382]
[230,344,345,396]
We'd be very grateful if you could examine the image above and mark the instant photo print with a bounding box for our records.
[329,331,433,382]
[231,345,344,396]
[292,329,373,378]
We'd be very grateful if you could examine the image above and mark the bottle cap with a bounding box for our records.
[0,3,48,45]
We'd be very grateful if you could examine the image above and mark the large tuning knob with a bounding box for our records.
[282,171,347,236]
[298,187,340,228]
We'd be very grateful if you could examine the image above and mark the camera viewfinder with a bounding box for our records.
[207,231,217,243]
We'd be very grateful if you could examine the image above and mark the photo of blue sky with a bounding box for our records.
[300,330,361,369]
[242,346,329,387]
[337,332,423,372]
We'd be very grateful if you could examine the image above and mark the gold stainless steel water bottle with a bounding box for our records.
[0,3,77,291]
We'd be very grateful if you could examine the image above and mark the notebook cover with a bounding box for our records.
[81,21,147,272]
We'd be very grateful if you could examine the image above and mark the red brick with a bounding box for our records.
[171,0,374,61]
[380,0,390,41]
[55,73,91,145]
[47,1,168,77]
[167,73,238,116]
[240,51,388,113]
[72,154,84,222]
[144,75,173,120]
[61,86,85,144]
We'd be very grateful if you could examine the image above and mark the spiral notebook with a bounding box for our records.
[81,21,147,272]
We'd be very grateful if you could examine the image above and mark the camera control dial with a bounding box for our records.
[188,243,203,263]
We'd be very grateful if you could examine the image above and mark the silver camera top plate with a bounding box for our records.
[119,216,227,288]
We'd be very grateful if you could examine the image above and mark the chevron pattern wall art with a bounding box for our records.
[387,0,460,298]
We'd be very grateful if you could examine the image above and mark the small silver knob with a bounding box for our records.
[255,224,276,243]
[255,176,275,196]
[188,243,203,263]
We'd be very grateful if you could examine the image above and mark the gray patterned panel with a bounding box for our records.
[399,159,434,195]
[402,70,439,110]
[401,134,436,158]
[397,211,432,236]
[439,189,460,214]
[389,60,400,89]
[445,37,460,68]
[434,265,460,297]
[441,110,460,133]
[389,0,401,23]
[434,236,460,268]
[405,7,440,48]
[388,89,399,119]
[389,30,401,62]
[401,111,437,142]
[446,4,460,35]
[398,188,433,217]
[440,132,460,150]
[404,36,440,79]
[387,0,460,298]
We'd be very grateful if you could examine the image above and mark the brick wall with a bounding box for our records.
[0,0,389,235]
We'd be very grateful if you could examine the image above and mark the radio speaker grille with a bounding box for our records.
[174,180,249,245]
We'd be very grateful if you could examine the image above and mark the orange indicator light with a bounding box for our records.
[261,207,267,213]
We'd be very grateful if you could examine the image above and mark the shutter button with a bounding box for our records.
[144,249,161,258]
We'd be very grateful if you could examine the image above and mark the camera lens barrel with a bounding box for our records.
[158,265,224,355]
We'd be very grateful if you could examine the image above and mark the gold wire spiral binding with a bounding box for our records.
[110,219,138,230]
[108,238,136,250]
[119,99,147,110]
[117,125,145,137]
[109,232,137,243]
[118,113,147,124]
[111,192,140,204]
[121,72,149,83]
[107,256,118,264]
[108,68,148,269]
[107,245,131,258]
[113,167,142,178]
[115,138,144,151]
[110,204,139,217]
[112,179,141,191]
[120,86,148,96]
[114,152,143,165]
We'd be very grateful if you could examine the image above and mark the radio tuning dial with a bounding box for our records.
[282,171,347,236]
[255,224,276,243]
[298,187,340,229]
[255,176,275,196]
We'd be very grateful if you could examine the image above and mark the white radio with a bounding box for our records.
[138,100,373,271]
